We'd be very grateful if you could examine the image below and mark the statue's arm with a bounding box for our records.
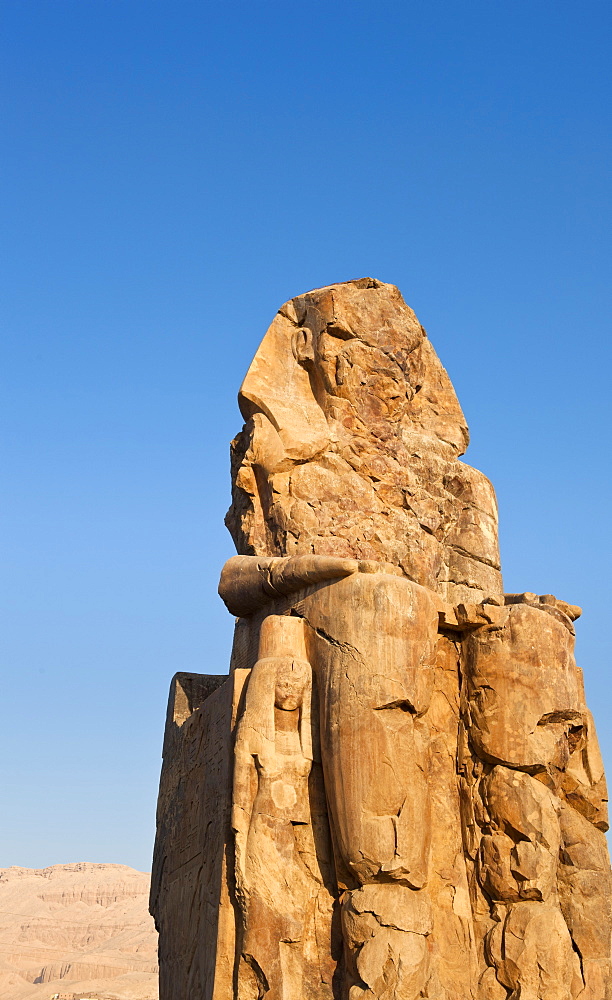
[231,743,257,910]
[219,554,359,617]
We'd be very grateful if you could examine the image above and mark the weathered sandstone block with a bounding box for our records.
[151,279,611,999]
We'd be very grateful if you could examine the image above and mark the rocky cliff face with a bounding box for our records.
[0,863,158,1000]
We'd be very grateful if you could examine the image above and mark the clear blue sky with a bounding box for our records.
[1,1,611,871]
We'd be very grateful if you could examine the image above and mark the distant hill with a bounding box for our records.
[0,863,158,1000]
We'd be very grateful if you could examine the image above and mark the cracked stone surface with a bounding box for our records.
[151,279,611,999]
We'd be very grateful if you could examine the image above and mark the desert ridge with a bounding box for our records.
[0,863,158,1000]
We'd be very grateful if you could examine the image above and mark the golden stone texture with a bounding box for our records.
[151,279,611,999]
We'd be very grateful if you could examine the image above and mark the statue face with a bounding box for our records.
[289,284,426,435]
[274,657,309,711]
[312,331,417,428]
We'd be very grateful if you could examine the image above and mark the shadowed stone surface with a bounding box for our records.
[151,279,611,999]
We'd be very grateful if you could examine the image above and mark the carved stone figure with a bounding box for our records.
[232,613,336,1000]
[151,279,611,1000]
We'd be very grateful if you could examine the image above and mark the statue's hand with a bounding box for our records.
[219,554,358,617]
[268,554,359,594]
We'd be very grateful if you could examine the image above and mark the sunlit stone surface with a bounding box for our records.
[151,279,611,1000]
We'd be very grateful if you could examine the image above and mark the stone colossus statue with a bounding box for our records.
[151,279,611,1000]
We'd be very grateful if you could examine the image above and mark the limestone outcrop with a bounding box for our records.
[151,278,611,999]
[0,863,158,1000]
